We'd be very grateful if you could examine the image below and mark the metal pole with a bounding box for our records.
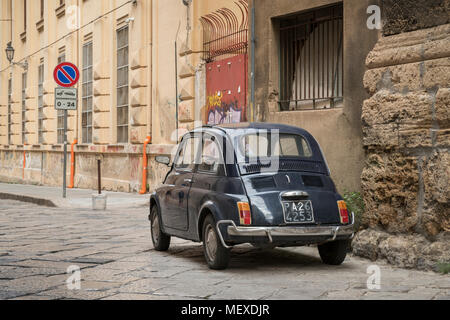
[175,41,179,143]
[97,159,101,195]
[63,110,67,198]
[250,2,255,122]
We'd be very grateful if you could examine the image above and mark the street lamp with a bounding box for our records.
[5,41,14,63]
[5,41,27,70]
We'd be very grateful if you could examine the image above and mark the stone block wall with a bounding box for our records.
[353,24,450,270]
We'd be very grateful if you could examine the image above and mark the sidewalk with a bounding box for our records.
[0,183,149,209]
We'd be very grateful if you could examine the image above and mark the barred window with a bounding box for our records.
[82,42,93,144]
[8,76,12,145]
[116,26,129,143]
[278,4,343,111]
[22,72,27,145]
[38,62,44,144]
[57,53,65,144]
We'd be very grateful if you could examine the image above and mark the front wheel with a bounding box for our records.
[318,240,349,265]
[202,215,230,270]
[150,206,171,251]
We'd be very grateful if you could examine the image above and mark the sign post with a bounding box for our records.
[54,63,80,198]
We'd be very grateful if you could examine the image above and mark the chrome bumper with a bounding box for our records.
[216,212,355,249]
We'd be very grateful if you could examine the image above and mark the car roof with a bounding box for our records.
[213,122,312,136]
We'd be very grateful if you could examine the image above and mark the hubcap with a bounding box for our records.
[205,225,217,261]
[151,214,159,244]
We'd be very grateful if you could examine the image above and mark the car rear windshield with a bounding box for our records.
[237,132,313,161]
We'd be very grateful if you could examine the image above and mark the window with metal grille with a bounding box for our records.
[38,62,44,144]
[116,26,129,143]
[82,41,93,144]
[22,72,27,144]
[57,53,65,144]
[8,76,12,145]
[278,4,343,111]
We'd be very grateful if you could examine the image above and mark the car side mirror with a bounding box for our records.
[155,156,171,166]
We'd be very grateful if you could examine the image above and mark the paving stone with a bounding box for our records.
[0,200,448,300]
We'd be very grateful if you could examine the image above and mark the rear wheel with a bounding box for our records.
[318,240,349,265]
[150,206,171,251]
[202,215,230,270]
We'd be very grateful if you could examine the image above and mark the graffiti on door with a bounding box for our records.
[205,54,248,125]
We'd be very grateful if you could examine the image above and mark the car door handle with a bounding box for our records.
[183,179,193,183]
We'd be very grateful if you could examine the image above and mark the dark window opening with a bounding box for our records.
[278,4,343,111]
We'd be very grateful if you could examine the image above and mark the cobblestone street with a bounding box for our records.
[0,200,448,300]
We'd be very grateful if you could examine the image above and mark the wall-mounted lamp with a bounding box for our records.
[5,42,28,70]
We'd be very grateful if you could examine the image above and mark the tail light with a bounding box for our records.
[337,200,349,224]
[237,202,252,225]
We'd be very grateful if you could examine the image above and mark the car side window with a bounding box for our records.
[198,135,222,174]
[174,136,200,171]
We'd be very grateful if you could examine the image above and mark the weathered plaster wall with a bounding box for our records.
[353,23,450,270]
[252,0,380,193]
[0,144,175,193]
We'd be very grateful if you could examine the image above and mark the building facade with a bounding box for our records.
[0,0,248,192]
[251,0,381,192]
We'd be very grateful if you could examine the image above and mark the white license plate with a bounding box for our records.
[282,200,314,224]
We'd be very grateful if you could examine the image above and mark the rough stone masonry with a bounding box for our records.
[352,5,450,271]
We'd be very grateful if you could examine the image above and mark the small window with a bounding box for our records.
[198,135,222,174]
[38,62,44,144]
[175,136,201,171]
[8,76,12,145]
[22,72,27,144]
[23,0,27,31]
[82,41,93,143]
[116,26,129,143]
[40,0,44,19]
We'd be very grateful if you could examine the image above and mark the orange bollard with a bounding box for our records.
[139,136,152,194]
[68,139,78,188]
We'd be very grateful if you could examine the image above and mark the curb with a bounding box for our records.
[0,193,57,208]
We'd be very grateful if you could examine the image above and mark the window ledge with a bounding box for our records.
[20,31,27,42]
[55,4,65,18]
[36,19,44,32]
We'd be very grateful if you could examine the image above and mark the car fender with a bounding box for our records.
[197,200,226,241]
[149,192,168,233]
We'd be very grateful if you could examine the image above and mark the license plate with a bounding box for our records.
[282,200,314,224]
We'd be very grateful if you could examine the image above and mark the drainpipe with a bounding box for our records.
[139,136,152,194]
[250,1,256,122]
[68,139,77,188]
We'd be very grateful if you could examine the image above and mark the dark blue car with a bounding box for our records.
[149,123,354,269]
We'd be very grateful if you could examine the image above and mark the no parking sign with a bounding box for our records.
[53,62,80,87]
[53,62,80,199]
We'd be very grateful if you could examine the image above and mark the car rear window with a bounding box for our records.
[238,133,313,160]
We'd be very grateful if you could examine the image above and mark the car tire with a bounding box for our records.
[202,215,230,270]
[150,206,171,251]
[318,240,349,265]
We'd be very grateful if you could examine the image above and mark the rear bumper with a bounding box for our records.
[216,212,355,248]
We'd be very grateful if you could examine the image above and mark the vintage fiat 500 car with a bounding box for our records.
[149,123,354,269]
